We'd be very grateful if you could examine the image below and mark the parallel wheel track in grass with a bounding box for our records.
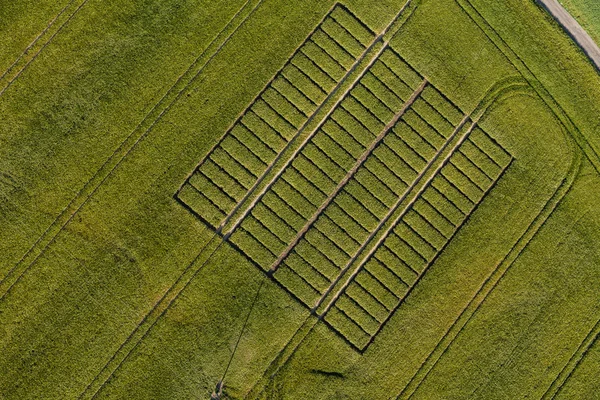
[0,0,265,305]
[541,317,600,399]
[399,1,600,396]
[78,233,224,399]
[0,0,91,98]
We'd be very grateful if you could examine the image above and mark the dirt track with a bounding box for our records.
[537,0,600,71]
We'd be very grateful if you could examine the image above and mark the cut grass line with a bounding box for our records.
[396,150,582,400]
[268,80,428,275]
[0,0,90,98]
[78,234,224,400]
[0,0,264,304]
[219,275,268,390]
[541,317,600,399]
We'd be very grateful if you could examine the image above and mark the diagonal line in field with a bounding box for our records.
[79,233,224,400]
[541,317,600,399]
[268,80,428,274]
[317,113,475,317]
[0,0,91,98]
[175,2,367,232]
[0,0,264,304]
[0,0,75,83]
[243,2,422,396]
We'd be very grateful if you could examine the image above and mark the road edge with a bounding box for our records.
[536,0,600,72]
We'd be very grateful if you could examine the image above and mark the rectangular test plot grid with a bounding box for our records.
[323,127,513,350]
[228,47,430,276]
[176,4,375,231]
[176,3,513,353]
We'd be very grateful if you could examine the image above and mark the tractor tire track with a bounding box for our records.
[0,0,91,98]
[0,0,264,303]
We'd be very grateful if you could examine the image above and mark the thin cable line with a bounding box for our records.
[217,275,267,395]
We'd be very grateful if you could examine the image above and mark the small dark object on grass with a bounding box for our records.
[210,380,223,400]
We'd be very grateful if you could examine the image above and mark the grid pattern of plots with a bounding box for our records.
[267,77,468,309]
[227,48,437,273]
[177,3,514,352]
[324,127,513,350]
[177,4,375,230]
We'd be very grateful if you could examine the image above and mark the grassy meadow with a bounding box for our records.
[0,0,599,399]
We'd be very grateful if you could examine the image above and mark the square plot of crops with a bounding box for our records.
[176,4,513,352]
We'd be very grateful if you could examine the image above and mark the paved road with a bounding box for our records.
[537,0,600,71]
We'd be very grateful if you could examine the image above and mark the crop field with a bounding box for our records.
[1,0,600,399]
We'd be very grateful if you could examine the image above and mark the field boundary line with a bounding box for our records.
[249,1,588,397]
[0,0,264,304]
[436,4,600,395]
[363,157,513,352]
[318,114,515,352]
[80,4,379,396]
[241,1,423,396]
[0,0,91,98]
[398,149,581,399]
[222,42,388,236]
[541,317,600,399]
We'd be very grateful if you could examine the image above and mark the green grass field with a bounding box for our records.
[561,0,600,44]
[1,0,600,398]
